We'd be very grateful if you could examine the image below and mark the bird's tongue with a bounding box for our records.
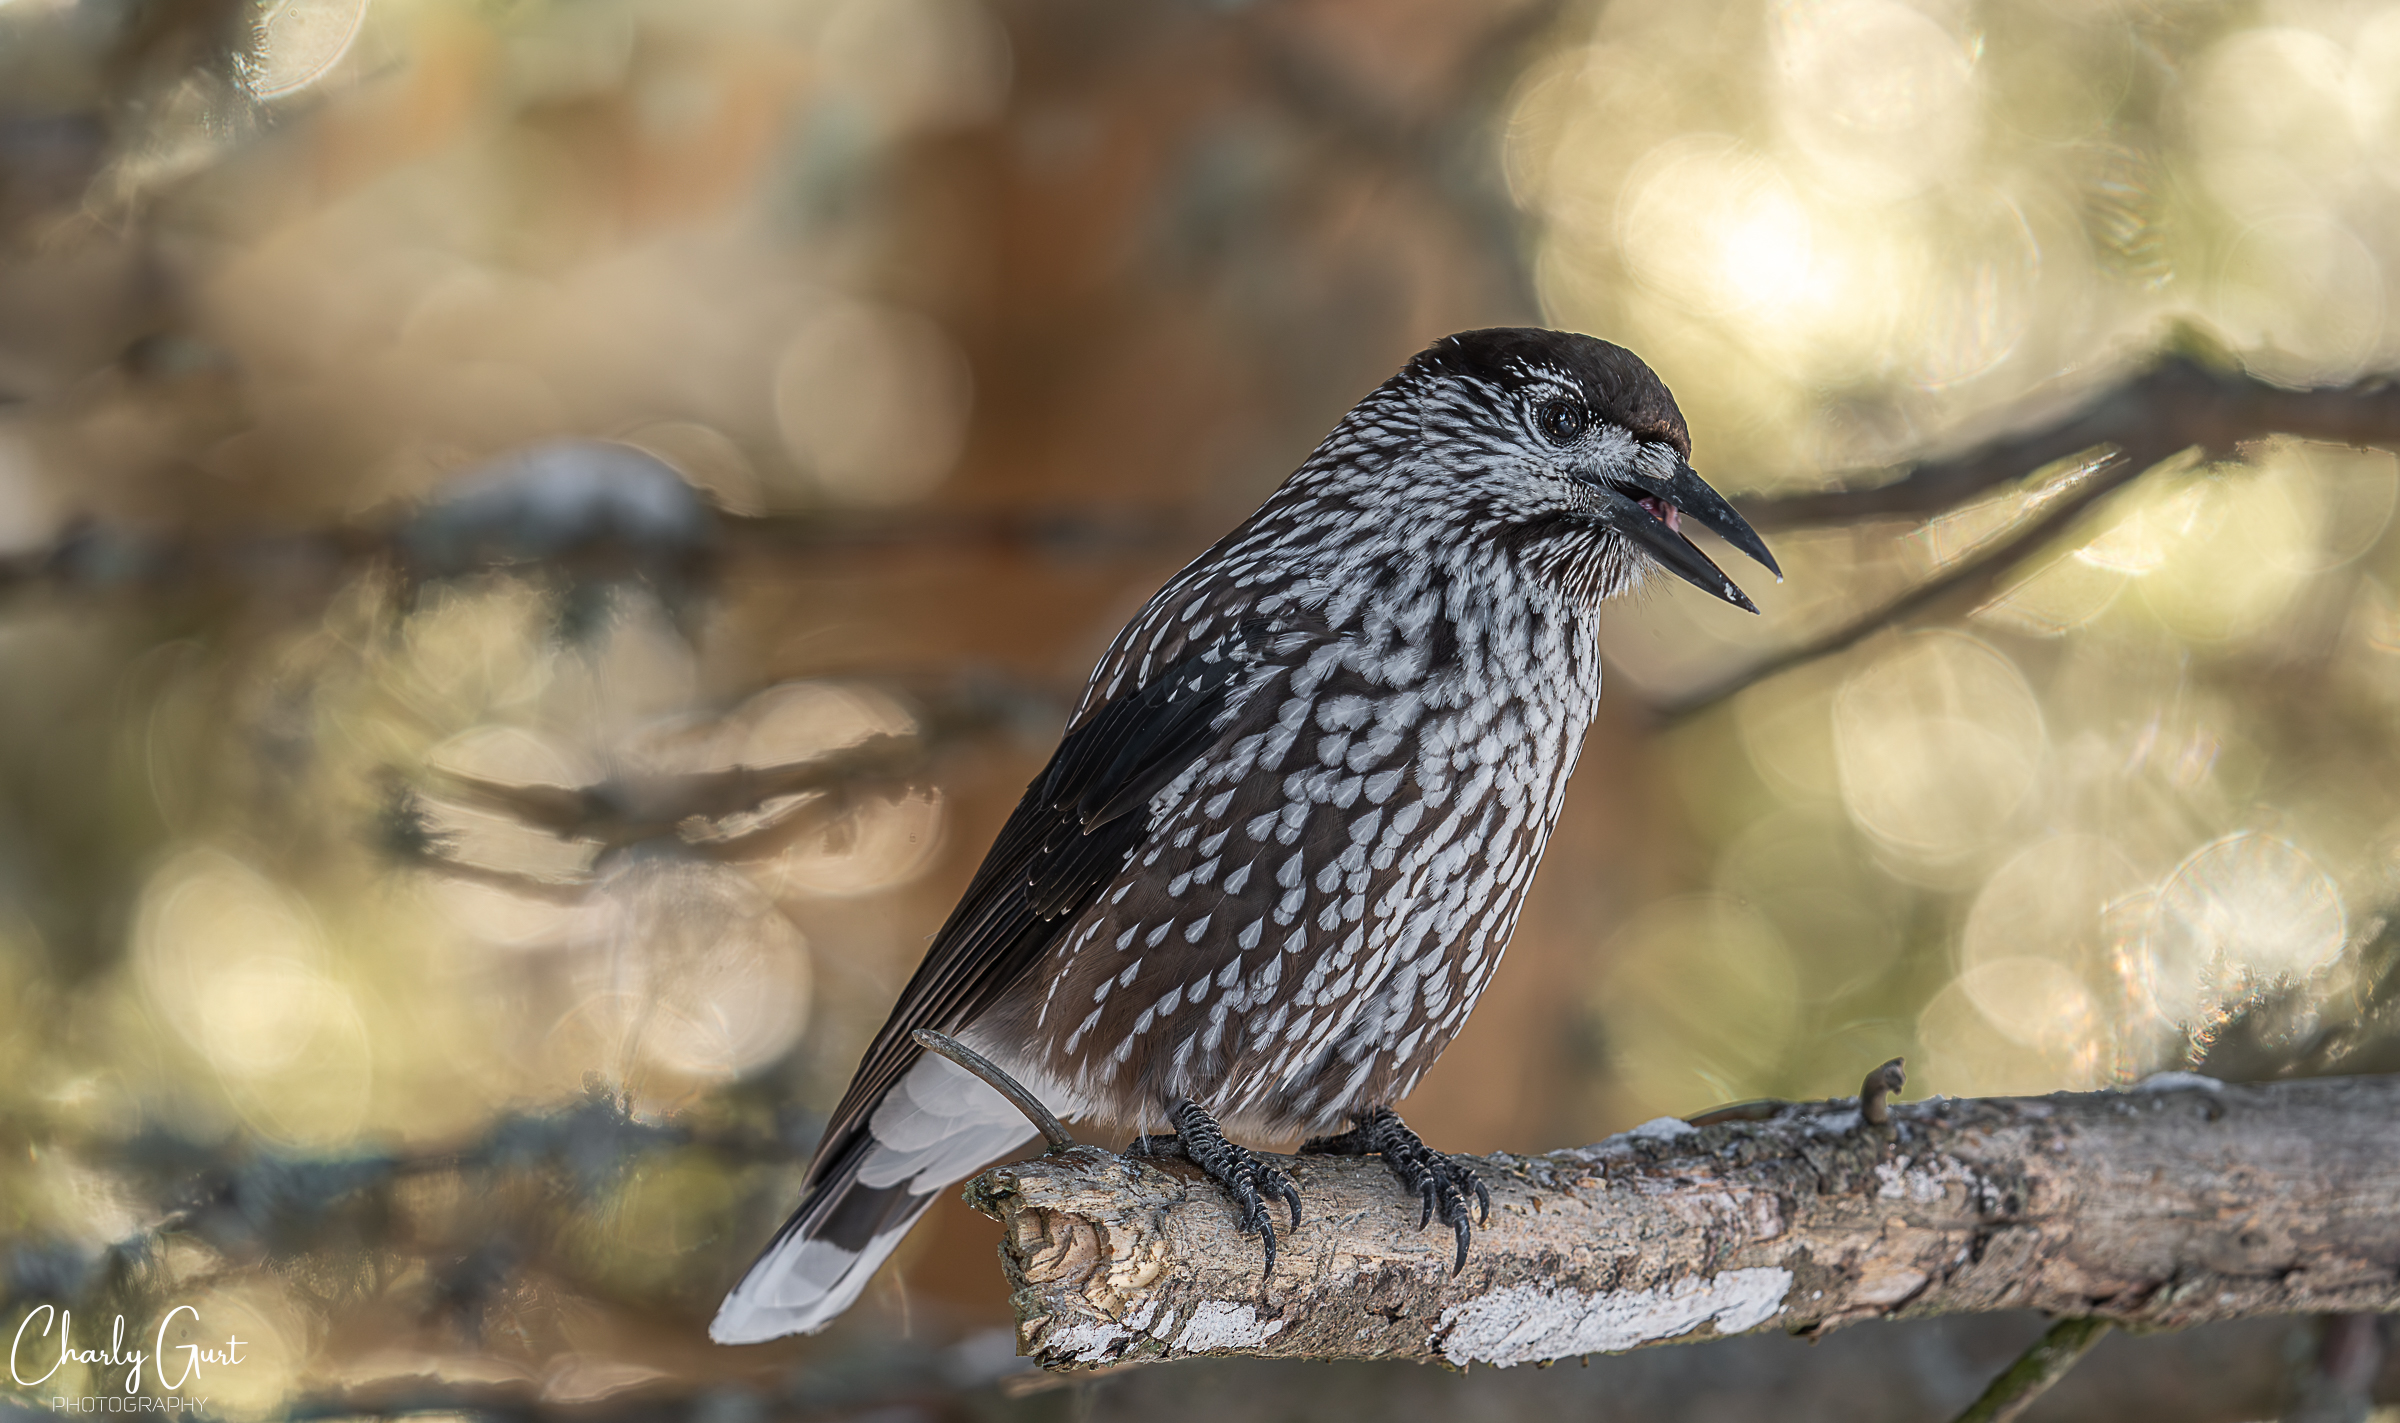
[1638,495,1681,534]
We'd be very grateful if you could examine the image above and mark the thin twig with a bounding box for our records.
[0,507,1192,607]
[912,1029,1079,1151]
[395,846,596,901]
[30,1088,819,1308]
[1652,446,2173,721]
[1656,352,2400,719]
[397,681,1057,875]
[1737,352,2400,528]
[422,734,940,847]
[1860,1057,1906,1128]
[1681,1056,1907,1128]
[1949,1316,2115,1423]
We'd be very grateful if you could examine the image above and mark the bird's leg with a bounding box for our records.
[1138,1099,1302,1277]
[1302,1105,1490,1273]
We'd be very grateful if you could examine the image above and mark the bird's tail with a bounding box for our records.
[710,1052,1038,1343]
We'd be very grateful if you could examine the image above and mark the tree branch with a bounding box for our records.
[965,1075,2400,1371]
[1737,353,2400,529]
[389,677,1060,883]
[1652,446,2159,721]
[1652,353,2400,719]
[1950,1315,2114,1423]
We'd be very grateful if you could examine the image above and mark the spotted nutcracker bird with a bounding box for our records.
[710,327,1778,1342]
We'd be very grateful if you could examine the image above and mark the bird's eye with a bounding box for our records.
[1535,398,1586,444]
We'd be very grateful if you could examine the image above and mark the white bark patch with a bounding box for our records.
[1626,1116,1697,1142]
[1435,1266,1792,1366]
[1873,1153,1978,1205]
[1044,1319,1132,1363]
[2137,1071,2224,1092]
[1173,1300,1290,1352]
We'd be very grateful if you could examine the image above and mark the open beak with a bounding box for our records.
[1593,460,1781,613]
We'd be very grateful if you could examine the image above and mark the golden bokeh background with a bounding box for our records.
[2,0,2398,1418]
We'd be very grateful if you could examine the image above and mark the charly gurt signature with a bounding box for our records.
[10,1306,245,1399]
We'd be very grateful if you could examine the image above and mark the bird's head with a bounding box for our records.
[1342,327,1781,611]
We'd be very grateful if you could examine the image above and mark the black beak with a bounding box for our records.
[1595,461,1781,613]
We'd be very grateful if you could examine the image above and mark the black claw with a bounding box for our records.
[1306,1106,1488,1271]
[1163,1099,1303,1279]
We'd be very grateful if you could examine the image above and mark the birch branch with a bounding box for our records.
[963,1074,2400,1372]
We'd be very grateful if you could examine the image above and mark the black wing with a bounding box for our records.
[799,625,1261,1190]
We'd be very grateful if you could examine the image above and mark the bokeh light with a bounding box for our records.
[1524,0,2400,1146]
[1832,631,2046,872]
[240,0,370,100]
[1593,895,1800,1118]
[714,681,947,898]
[1960,835,2142,1026]
[135,849,374,1145]
[2137,832,2347,1026]
[562,854,813,1090]
[773,300,974,505]
[1770,0,1980,204]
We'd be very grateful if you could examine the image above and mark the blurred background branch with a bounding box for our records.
[1656,348,2400,716]
[1740,344,2400,528]
[1950,1316,2116,1423]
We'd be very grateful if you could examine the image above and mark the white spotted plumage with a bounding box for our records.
[966,346,1631,1139]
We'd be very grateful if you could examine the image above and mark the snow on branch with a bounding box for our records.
[964,1074,2400,1372]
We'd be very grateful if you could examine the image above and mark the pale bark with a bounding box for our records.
[962,1075,2400,1371]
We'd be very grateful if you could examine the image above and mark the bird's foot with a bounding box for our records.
[1302,1105,1490,1273]
[1135,1100,1302,1277]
